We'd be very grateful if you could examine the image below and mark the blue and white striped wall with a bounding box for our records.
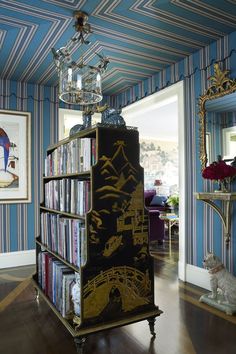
[0,80,58,267]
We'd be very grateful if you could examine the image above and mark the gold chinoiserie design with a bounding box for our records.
[83,266,151,319]
[83,130,154,325]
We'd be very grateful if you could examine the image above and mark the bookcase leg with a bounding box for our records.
[74,336,86,354]
[147,316,156,337]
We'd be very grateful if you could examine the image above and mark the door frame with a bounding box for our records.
[122,81,186,280]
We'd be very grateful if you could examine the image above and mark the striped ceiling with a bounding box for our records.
[1,0,236,95]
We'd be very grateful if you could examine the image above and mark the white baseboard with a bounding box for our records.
[0,250,36,269]
[0,251,210,290]
[185,264,210,291]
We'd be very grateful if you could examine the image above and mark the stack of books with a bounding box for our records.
[44,179,91,215]
[38,252,79,318]
[45,137,96,176]
[40,214,86,267]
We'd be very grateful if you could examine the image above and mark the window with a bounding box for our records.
[59,108,101,139]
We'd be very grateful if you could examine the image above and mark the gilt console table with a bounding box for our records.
[195,192,236,244]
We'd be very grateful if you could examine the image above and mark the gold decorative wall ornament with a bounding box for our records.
[198,63,236,170]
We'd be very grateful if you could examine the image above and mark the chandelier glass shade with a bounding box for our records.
[59,62,102,105]
[52,11,108,105]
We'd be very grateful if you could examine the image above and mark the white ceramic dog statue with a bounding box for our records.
[203,253,236,306]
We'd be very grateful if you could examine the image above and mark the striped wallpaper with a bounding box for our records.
[0,80,58,253]
[0,30,236,276]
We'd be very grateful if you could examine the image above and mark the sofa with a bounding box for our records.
[144,190,170,246]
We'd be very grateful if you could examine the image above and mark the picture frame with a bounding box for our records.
[0,109,31,203]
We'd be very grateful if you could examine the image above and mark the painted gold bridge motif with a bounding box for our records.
[83,266,151,319]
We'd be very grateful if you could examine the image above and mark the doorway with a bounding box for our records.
[122,81,186,281]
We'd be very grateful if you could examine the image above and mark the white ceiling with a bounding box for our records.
[122,95,178,141]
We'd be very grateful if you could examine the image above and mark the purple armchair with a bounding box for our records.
[144,190,169,246]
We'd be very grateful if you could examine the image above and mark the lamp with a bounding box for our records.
[154,179,162,195]
[154,179,162,187]
[52,11,109,105]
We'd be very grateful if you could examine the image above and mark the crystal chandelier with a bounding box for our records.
[52,11,109,105]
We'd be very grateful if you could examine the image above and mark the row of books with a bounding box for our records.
[38,252,80,318]
[40,212,87,267]
[44,179,91,215]
[45,137,96,176]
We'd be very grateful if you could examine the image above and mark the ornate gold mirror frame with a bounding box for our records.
[198,63,236,170]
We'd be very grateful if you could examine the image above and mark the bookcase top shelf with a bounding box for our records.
[47,124,137,153]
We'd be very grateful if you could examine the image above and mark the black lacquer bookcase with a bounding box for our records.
[32,125,162,353]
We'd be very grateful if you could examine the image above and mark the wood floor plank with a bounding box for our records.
[0,278,31,312]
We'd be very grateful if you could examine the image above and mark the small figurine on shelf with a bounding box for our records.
[69,106,93,136]
[101,107,126,127]
[71,273,81,324]
[69,103,113,136]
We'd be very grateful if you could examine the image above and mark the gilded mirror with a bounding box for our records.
[198,63,236,170]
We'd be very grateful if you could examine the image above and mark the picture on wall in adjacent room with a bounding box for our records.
[140,138,178,195]
[0,110,31,203]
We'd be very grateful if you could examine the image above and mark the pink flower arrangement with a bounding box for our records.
[202,160,236,181]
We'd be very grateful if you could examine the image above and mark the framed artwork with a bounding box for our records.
[0,110,31,203]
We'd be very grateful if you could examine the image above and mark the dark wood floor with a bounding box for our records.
[0,240,236,354]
